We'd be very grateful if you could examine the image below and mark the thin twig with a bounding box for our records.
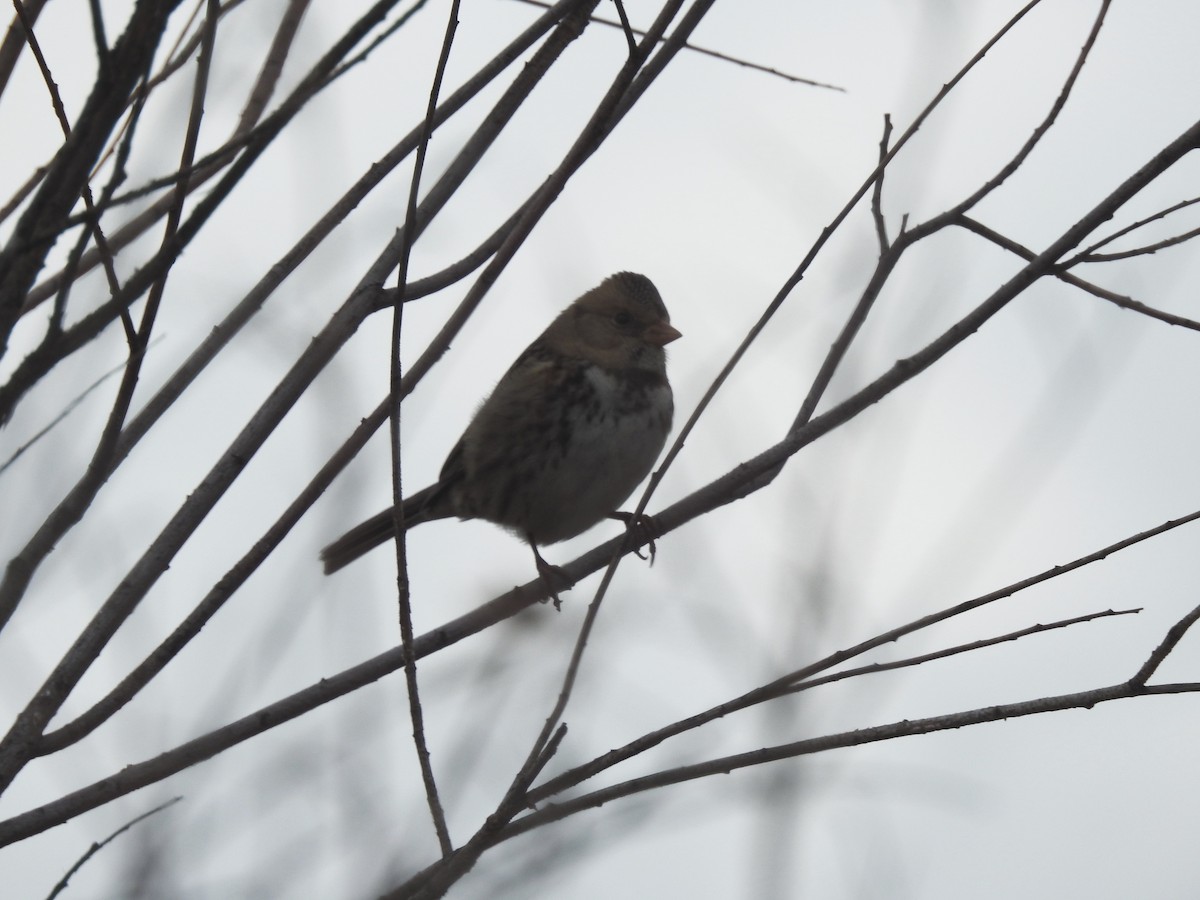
[632,0,1052,526]
[527,509,1200,803]
[390,0,460,859]
[1068,195,1200,261]
[11,0,125,324]
[0,163,48,226]
[389,724,569,900]
[7,505,1195,848]
[88,0,215,477]
[0,0,216,797]
[926,0,1111,222]
[1072,223,1200,263]
[15,0,417,319]
[514,0,700,779]
[44,797,182,900]
[609,0,635,54]
[503,681,1185,844]
[512,0,845,90]
[871,115,892,253]
[0,0,589,764]
[785,607,1140,695]
[45,32,154,339]
[0,0,182,364]
[958,215,1200,332]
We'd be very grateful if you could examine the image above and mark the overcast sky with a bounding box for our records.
[3,2,1200,897]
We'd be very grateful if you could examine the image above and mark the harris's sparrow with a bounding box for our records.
[321,272,681,599]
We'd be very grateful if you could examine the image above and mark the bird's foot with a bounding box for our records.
[531,546,571,610]
[610,511,660,565]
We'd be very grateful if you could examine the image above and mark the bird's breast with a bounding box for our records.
[511,364,672,543]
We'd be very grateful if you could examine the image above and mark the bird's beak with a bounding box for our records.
[644,322,682,346]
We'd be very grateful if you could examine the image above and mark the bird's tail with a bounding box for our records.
[320,484,447,575]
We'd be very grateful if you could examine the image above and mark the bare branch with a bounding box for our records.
[503,681,1182,844]
[1067,195,1200,261]
[786,607,1141,695]
[528,511,1200,802]
[871,114,893,253]
[1129,599,1200,687]
[0,0,581,626]
[11,499,1191,849]
[390,0,463,858]
[1072,223,1200,263]
[512,0,845,89]
[958,214,1200,332]
[930,0,1112,220]
[634,0,1053,523]
[0,0,185,357]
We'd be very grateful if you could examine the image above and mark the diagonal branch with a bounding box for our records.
[0,0,185,357]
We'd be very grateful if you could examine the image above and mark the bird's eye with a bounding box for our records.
[613,311,633,327]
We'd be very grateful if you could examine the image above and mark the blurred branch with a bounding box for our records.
[88,0,215,468]
[13,80,1200,831]
[0,0,657,802]
[11,0,125,320]
[528,509,1200,801]
[13,0,417,324]
[0,0,44,100]
[0,0,184,357]
[234,0,311,135]
[0,0,569,618]
[0,163,48,226]
[0,336,162,479]
[4,2,1200,891]
[638,0,1051,517]
[24,0,593,756]
[9,495,1192,850]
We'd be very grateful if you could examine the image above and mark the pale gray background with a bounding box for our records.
[2,1,1199,897]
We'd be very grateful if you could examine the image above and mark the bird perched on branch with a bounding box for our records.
[321,272,681,603]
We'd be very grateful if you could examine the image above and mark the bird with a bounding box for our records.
[321,272,681,602]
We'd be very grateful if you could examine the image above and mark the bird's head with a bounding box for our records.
[547,272,681,372]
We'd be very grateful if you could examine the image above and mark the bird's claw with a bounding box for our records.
[531,547,571,610]
[610,511,660,566]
